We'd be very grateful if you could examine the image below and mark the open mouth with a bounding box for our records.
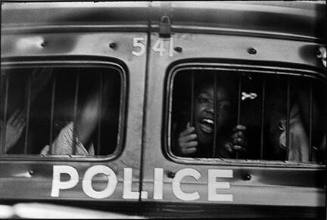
[199,118,214,134]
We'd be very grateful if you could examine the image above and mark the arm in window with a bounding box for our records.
[3,110,25,153]
[176,122,247,158]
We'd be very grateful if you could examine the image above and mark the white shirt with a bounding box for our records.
[41,122,94,156]
[278,104,309,162]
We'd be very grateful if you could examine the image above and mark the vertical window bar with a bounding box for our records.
[236,74,242,159]
[260,78,266,159]
[308,81,313,161]
[190,71,195,126]
[0,73,9,154]
[49,76,56,155]
[212,73,217,157]
[96,73,103,155]
[24,73,32,154]
[286,78,291,161]
[237,75,242,125]
[0,72,3,154]
[72,73,80,155]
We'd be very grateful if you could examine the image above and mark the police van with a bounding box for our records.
[1,1,326,218]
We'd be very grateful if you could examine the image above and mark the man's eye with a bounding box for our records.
[198,97,209,103]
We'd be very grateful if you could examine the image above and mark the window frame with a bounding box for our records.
[0,57,127,162]
[164,61,327,168]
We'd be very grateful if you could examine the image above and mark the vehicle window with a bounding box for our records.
[169,67,327,164]
[0,66,123,156]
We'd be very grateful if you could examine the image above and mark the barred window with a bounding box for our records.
[0,65,124,156]
[169,67,327,163]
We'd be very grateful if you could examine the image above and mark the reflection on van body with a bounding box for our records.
[0,1,326,219]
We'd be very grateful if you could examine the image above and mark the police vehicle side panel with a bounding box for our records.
[1,3,149,204]
[141,2,326,218]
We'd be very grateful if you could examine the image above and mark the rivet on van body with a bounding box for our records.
[247,47,257,55]
[109,42,117,50]
[174,47,182,53]
[166,170,176,178]
[28,169,34,176]
[242,174,251,181]
[40,41,47,48]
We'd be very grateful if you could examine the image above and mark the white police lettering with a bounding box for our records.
[172,168,201,201]
[123,168,148,199]
[51,165,79,197]
[153,168,164,200]
[51,165,233,202]
[208,169,233,201]
[82,165,117,199]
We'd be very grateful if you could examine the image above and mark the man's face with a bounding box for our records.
[193,84,231,146]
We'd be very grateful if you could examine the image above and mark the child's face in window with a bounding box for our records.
[194,84,231,146]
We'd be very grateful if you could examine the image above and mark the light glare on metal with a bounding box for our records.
[16,37,45,50]
[241,92,257,100]
[317,46,326,68]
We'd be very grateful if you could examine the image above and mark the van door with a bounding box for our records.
[141,8,326,218]
[0,2,148,211]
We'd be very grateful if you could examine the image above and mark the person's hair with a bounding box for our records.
[195,75,237,104]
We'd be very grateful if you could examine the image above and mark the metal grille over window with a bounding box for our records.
[171,68,326,164]
[0,66,122,156]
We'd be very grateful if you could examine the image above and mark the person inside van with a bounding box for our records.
[266,87,326,163]
[2,68,52,154]
[41,80,109,156]
[267,101,309,162]
[173,78,247,158]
